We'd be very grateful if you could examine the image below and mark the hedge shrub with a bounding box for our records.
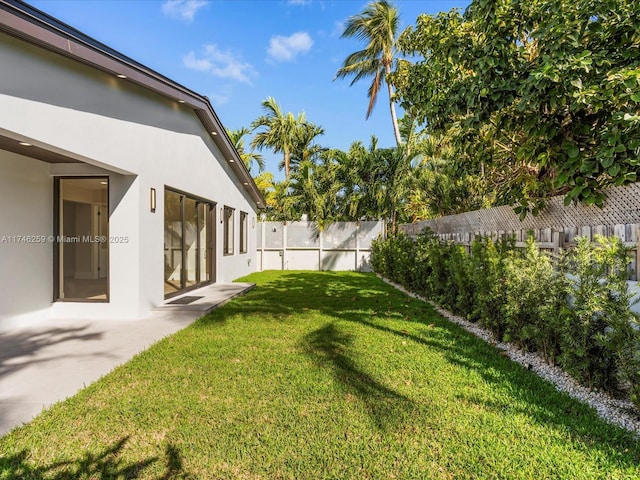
[371,229,640,406]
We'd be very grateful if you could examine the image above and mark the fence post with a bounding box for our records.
[260,221,265,271]
[283,222,288,270]
[552,229,561,254]
[355,222,360,271]
[319,226,324,271]
[579,225,592,240]
[636,224,640,281]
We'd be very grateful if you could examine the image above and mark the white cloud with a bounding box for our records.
[288,0,311,5]
[267,32,313,62]
[162,0,208,22]
[183,51,211,71]
[209,92,230,106]
[183,45,256,84]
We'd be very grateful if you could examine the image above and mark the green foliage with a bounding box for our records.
[470,237,513,337]
[250,97,324,179]
[267,136,413,229]
[503,238,567,361]
[371,229,640,406]
[370,234,391,278]
[332,137,406,223]
[371,231,416,287]
[559,236,640,392]
[226,127,265,174]
[394,0,640,215]
[402,155,494,221]
[449,244,475,317]
[411,228,436,296]
[423,237,455,305]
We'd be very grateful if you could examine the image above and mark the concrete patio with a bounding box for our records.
[0,282,254,437]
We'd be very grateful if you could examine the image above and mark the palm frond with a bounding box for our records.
[335,0,401,145]
[366,69,384,119]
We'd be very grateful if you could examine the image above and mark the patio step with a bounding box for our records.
[154,282,255,315]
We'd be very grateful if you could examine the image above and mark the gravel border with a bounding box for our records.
[380,276,640,436]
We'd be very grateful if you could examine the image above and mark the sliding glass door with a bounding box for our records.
[164,190,183,295]
[164,189,215,297]
[55,177,109,301]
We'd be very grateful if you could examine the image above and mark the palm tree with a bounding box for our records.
[335,0,402,147]
[287,157,343,228]
[334,135,412,231]
[268,179,298,221]
[226,127,265,174]
[290,122,326,171]
[251,97,304,179]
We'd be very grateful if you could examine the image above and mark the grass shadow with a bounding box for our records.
[0,437,193,479]
[301,322,416,430]
[215,272,640,458]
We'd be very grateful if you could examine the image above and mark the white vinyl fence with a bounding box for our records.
[257,221,385,272]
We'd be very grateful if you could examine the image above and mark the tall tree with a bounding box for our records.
[331,136,412,231]
[288,159,342,228]
[335,0,403,147]
[290,122,326,169]
[395,0,640,217]
[226,127,265,174]
[251,97,322,179]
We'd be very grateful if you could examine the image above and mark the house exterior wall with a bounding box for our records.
[0,32,258,325]
[0,150,53,324]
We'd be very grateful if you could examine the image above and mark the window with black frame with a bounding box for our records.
[239,211,248,254]
[223,206,234,255]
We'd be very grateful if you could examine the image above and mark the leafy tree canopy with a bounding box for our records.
[393,0,640,217]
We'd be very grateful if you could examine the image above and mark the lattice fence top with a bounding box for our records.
[401,182,640,236]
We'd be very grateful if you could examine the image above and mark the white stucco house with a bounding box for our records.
[0,0,264,326]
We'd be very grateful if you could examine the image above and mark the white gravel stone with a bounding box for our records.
[380,276,640,436]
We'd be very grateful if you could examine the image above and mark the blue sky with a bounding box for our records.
[29,0,470,180]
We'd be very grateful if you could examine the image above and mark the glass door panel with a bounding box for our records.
[207,204,216,283]
[184,197,198,289]
[58,178,108,301]
[164,190,183,295]
[198,202,209,282]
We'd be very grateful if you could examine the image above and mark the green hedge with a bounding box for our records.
[371,229,640,406]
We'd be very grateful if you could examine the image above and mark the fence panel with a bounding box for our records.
[264,222,284,248]
[324,222,357,249]
[358,221,385,249]
[257,221,385,272]
[287,222,320,248]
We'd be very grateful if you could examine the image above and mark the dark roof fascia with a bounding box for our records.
[0,0,265,208]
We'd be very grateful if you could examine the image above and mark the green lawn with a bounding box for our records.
[1,271,639,479]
